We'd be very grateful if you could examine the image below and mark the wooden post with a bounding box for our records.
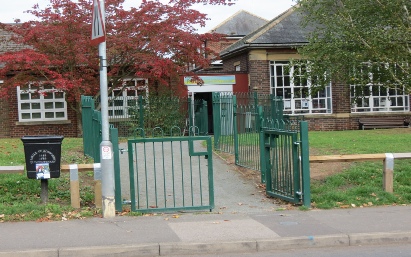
[94,163,102,208]
[40,179,48,204]
[383,153,394,193]
[70,164,81,208]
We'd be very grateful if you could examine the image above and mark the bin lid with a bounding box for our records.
[21,135,64,143]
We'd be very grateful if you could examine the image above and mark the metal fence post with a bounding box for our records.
[258,106,266,184]
[92,111,102,163]
[81,96,94,157]
[110,125,122,212]
[212,92,221,150]
[138,95,144,137]
[233,95,239,165]
[300,121,311,207]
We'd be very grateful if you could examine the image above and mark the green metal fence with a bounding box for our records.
[260,121,310,207]
[82,95,212,213]
[94,95,209,138]
[212,92,310,206]
[128,132,214,213]
[213,92,235,154]
[213,92,281,172]
[81,95,122,211]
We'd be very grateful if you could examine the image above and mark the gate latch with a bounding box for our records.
[119,148,128,154]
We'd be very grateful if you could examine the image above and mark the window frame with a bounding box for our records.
[107,78,148,119]
[17,82,68,122]
[350,63,409,113]
[270,61,332,115]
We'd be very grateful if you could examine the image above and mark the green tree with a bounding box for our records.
[295,0,411,92]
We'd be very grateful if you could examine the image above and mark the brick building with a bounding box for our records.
[219,5,411,131]
[0,25,79,138]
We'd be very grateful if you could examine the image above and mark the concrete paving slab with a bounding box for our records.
[168,218,279,242]
[250,212,343,237]
[306,206,411,234]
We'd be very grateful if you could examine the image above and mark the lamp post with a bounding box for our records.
[92,0,116,218]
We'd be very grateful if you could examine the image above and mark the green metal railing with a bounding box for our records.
[212,92,310,206]
[213,92,283,172]
[81,95,122,211]
[261,121,310,207]
[213,92,235,154]
[234,100,262,171]
[94,95,209,138]
[128,132,214,213]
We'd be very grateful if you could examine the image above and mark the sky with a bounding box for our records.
[0,0,296,33]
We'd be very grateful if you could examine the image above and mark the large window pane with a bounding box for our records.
[270,61,332,115]
[17,84,67,122]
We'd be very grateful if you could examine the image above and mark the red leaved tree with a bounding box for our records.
[0,0,232,110]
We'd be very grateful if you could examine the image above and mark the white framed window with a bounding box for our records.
[107,78,148,119]
[350,63,409,112]
[17,82,67,122]
[270,61,332,115]
[351,85,409,112]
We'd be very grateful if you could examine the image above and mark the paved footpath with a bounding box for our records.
[1,206,411,257]
[1,148,411,256]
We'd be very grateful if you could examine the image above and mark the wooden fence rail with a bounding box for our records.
[0,163,101,209]
[310,153,411,193]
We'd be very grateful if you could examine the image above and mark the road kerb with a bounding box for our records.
[257,234,349,251]
[0,249,58,257]
[349,231,411,246]
[159,241,257,256]
[59,244,159,257]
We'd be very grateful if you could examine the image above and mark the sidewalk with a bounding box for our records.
[1,148,411,257]
[1,206,411,256]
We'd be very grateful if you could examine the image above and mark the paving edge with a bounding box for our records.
[2,232,411,257]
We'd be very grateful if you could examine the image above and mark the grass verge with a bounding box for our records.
[309,128,411,209]
[0,138,96,222]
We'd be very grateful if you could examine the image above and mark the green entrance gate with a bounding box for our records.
[127,134,214,213]
[261,121,310,206]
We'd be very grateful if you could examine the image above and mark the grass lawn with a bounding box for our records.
[309,128,411,209]
[0,138,95,222]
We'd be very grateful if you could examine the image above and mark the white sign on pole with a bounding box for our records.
[91,0,106,46]
[101,145,112,159]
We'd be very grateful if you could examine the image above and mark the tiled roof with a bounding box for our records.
[0,24,27,54]
[220,4,315,58]
[209,10,268,37]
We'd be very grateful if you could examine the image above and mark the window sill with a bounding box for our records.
[16,120,71,126]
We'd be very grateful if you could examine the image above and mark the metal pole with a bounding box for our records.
[98,0,115,218]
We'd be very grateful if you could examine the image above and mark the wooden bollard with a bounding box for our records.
[69,164,81,208]
[93,163,102,208]
[383,153,394,193]
[64,163,102,209]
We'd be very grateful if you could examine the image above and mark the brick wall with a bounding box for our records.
[6,90,79,138]
[222,54,249,72]
[207,38,239,56]
[307,114,411,131]
[249,60,270,94]
[332,82,351,113]
[0,98,10,137]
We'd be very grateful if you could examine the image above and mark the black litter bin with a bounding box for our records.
[21,135,64,179]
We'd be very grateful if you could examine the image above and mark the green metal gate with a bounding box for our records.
[261,121,310,207]
[127,134,214,213]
